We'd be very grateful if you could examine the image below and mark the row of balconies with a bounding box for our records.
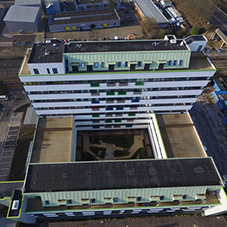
[24,80,207,92]
[31,98,197,108]
[35,105,191,115]
[26,198,211,214]
[75,119,151,125]
[28,90,203,101]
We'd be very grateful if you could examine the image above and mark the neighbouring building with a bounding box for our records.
[133,0,169,28]
[74,0,110,11]
[1,35,227,224]
[212,79,227,111]
[3,5,41,33]
[185,35,208,52]
[48,9,120,32]
[15,0,42,8]
[45,0,61,13]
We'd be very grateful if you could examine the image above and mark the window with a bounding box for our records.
[183,195,187,200]
[72,65,78,72]
[94,62,99,68]
[137,197,141,201]
[81,62,85,68]
[179,60,183,65]
[67,199,72,204]
[46,68,50,74]
[125,61,128,67]
[144,63,150,70]
[113,197,118,202]
[91,198,96,203]
[33,68,39,74]
[118,62,121,67]
[109,64,114,71]
[101,62,105,68]
[52,68,58,74]
[160,196,164,200]
[138,61,142,67]
[87,65,93,71]
[168,60,172,66]
[45,200,49,205]
[130,64,136,71]
[173,60,177,66]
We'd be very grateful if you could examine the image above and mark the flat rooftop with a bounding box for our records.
[76,0,108,5]
[25,157,222,193]
[189,52,214,70]
[3,5,39,22]
[15,0,41,6]
[28,43,64,64]
[0,182,24,199]
[134,0,168,24]
[52,9,119,25]
[157,113,206,158]
[185,35,207,45]
[31,118,73,163]
[64,39,189,53]
[22,42,213,73]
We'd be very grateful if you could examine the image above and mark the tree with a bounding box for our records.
[141,18,158,35]
[190,25,200,35]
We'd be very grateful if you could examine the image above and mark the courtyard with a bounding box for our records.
[76,129,154,161]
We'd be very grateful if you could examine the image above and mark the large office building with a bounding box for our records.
[1,36,227,224]
[19,35,215,129]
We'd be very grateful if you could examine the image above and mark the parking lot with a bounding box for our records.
[46,0,145,41]
[190,85,227,181]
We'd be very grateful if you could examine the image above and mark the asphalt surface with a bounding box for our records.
[19,215,227,227]
[210,8,227,35]
[0,89,30,181]
[190,86,227,181]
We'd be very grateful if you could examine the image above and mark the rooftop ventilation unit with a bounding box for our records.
[45,50,50,55]
[170,39,177,44]
[12,200,20,210]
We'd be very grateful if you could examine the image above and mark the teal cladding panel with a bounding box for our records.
[65,50,191,72]
[24,185,222,207]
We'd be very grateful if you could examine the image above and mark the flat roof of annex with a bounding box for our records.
[24,157,222,193]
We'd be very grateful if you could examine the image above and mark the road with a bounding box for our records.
[210,8,227,35]
[30,215,227,227]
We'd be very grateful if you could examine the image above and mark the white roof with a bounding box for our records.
[134,0,168,23]
[3,5,39,23]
